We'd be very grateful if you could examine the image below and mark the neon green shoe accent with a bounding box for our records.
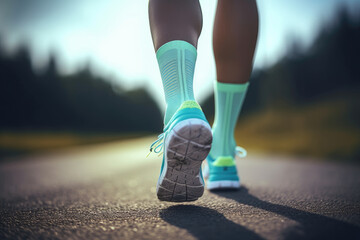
[212,156,236,167]
[178,100,201,111]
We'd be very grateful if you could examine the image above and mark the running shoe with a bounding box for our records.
[149,100,212,202]
[203,146,247,190]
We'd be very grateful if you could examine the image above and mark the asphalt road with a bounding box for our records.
[1,137,360,240]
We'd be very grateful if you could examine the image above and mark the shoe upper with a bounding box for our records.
[149,100,208,156]
[205,146,247,182]
[150,100,210,183]
[206,154,239,182]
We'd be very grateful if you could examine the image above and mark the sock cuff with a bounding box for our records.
[215,81,249,93]
[156,40,197,59]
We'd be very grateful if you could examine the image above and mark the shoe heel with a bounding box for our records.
[168,118,212,162]
[157,118,212,202]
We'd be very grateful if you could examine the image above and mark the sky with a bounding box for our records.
[0,0,359,110]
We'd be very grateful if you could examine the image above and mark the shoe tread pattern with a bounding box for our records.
[157,119,212,202]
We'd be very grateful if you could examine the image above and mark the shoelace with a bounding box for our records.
[148,133,247,158]
[235,146,247,158]
[147,133,164,157]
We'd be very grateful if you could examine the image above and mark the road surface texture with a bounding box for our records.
[1,137,360,240]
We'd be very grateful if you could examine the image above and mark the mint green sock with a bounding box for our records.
[209,81,249,160]
[156,40,197,125]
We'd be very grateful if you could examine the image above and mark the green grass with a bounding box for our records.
[234,89,360,162]
[0,131,147,158]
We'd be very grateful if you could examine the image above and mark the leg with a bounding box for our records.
[149,0,202,51]
[149,0,203,125]
[213,0,259,84]
[206,0,259,190]
[148,0,212,202]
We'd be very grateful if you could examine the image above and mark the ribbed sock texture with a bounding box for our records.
[210,81,249,160]
[156,40,197,125]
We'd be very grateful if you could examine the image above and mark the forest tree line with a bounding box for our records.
[0,7,359,133]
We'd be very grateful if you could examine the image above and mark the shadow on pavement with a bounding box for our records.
[212,187,360,240]
[160,205,264,240]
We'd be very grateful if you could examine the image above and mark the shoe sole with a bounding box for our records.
[157,118,212,202]
[207,180,241,190]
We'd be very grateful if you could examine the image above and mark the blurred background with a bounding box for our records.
[0,0,359,162]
